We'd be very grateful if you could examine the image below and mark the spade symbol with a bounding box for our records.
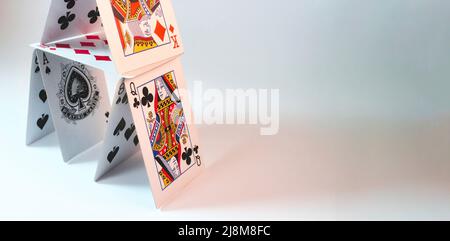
[34,56,40,73]
[116,93,128,105]
[124,124,136,141]
[182,147,193,165]
[107,146,119,163]
[39,89,47,103]
[113,118,126,136]
[121,94,128,104]
[37,114,49,130]
[65,67,91,110]
[42,53,51,74]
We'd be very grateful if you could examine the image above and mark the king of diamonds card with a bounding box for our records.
[125,58,203,207]
[98,0,184,76]
[110,0,171,56]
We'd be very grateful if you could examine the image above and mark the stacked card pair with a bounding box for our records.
[26,0,204,208]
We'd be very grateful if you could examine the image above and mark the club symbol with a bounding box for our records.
[182,147,193,165]
[64,0,76,9]
[133,98,140,108]
[58,11,76,30]
[88,7,100,24]
[193,145,199,154]
[141,87,154,108]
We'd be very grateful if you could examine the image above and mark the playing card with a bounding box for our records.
[97,0,184,77]
[95,79,140,180]
[36,50,111,162]
[33,33,113,74]
[26,50,55,145]
[33,32,124,102]
[125,57,203,208]
[42,0,102,44]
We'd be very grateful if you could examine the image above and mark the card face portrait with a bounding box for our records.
[97,0,184,76]
[125,58,203,207]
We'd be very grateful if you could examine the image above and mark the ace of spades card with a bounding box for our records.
[26,0,125,163]
[26,0,204,208]
[29,49,111,162]
[26,50,55,144]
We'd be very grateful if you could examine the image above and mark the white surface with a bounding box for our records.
[1,0,450,220]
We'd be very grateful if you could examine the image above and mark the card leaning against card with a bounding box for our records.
[97,0,184,77]
[26,0,204,208]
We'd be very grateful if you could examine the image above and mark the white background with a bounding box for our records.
[0,0,450,220]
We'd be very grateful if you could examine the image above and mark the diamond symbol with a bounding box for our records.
[154,20,166,41]
[169,25,175,33]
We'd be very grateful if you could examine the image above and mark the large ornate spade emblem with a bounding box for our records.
[58,62,100,123]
